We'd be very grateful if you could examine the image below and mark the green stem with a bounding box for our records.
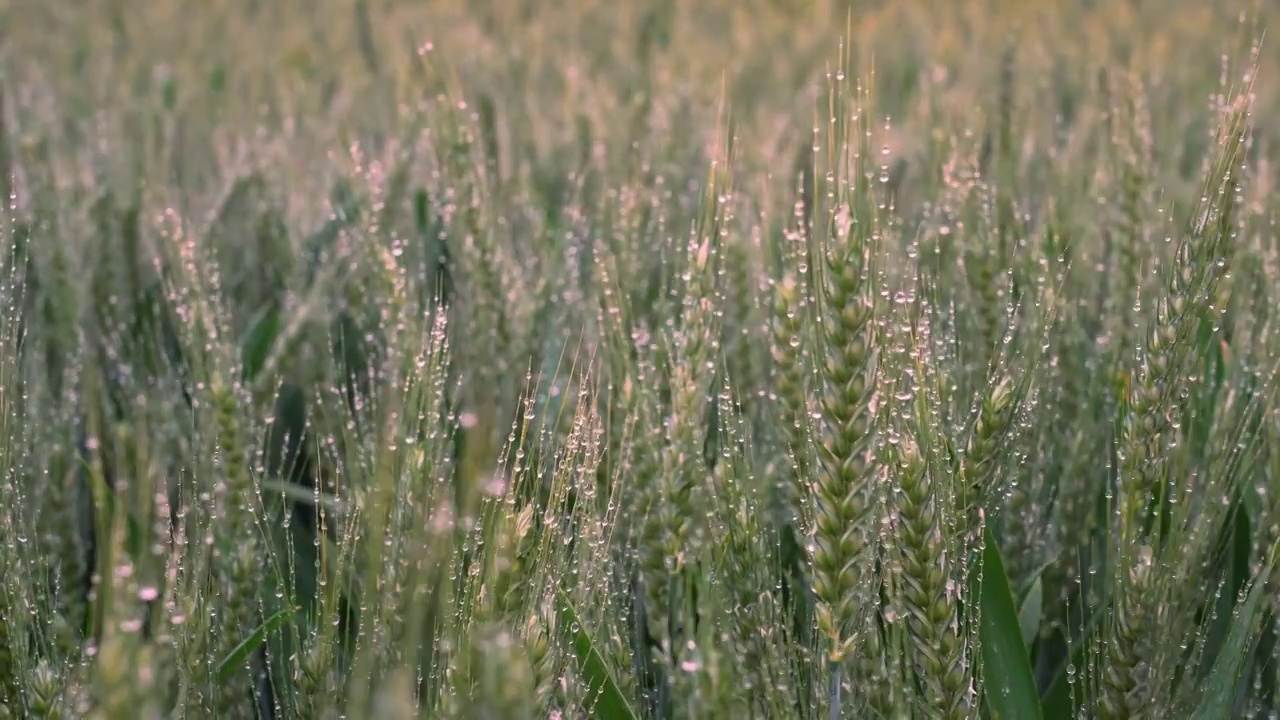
[829,663,843,720]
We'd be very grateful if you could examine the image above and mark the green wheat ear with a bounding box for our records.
[958,374,1018,533]
[1101,543,1155,719]
[770,270,812,527]
[811,247,879,667]
[894,431,971,720]
[0,3,1277,719]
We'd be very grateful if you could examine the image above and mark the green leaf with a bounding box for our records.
[1018,576,1043,655]
[1042,590,1111,720]
[980,528,1043,720]
[217,607,298,682]
[77,451,149,572]
[555,589,638,720]
[208,63,226,93]
[240,304,282,383]
[262,478,350,518]
[1229,509,1253,602]
[1192,547,1277,720]
[1016,559,1054,606]
[1202,503,1253,676]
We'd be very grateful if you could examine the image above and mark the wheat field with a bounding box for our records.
[2,0,1280,718]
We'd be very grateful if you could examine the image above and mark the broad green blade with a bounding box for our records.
[1192,547,1277,720]
[1018,576,1043,655]
[240,304,281,383]
[981,528,1043,720]
[218,607,298,682]
[556,589,638,720]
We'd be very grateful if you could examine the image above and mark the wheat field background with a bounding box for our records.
[2,0,1280,718]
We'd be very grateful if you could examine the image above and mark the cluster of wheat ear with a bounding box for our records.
[3,0,1280,718]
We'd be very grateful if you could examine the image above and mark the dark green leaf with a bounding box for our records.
[217,607,298,682]
[1018,576,1043,655]
[556,590,638,720]
[262,478,350,518]
[241,304,282,383]
[980,528,1043,720]
[1042,593,1109,720]
[1202,504,1253,676]
[1192,549,1276,720]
